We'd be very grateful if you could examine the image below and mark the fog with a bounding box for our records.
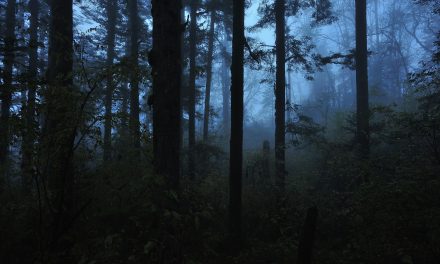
[1,0,439,263]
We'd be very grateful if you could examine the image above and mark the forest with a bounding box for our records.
[0,0,439,263]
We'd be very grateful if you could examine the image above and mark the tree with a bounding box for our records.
[219,0,232,137]
[44,0,75,245]
[103,0,117,162]
[203,9,216,142]
[355,0,369,159]
[252,0,336,189]
[275,0,286,192]
[21,0,39,191]
[0,0,16,185]
[128,0,141,155]
[188,0,198,178]
[229,0,244,248]
[221,19,231,137]
[150,0,182,189]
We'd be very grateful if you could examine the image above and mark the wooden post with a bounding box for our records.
[297,206,318,264]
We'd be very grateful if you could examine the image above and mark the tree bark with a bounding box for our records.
[128,0,141,156]
[0,0,16,185]
[103,0,117,163]
[229,0,244,249]
[21,0,39,192]
[45,0,75,246]
[355,0,369,159]
[188,0,197,178]
[151,0,182,190]
[203,10,216,142]
[275,0,286,193]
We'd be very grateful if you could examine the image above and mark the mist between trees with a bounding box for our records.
[0,0,439,263]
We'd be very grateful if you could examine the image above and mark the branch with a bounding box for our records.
[244,37,261,63]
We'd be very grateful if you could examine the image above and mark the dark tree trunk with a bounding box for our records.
[45,0,74,246]
[203,10,216,142]
[103,0,117,163]
[229,0,244,249]
[188,0,197,178]
[275,0,286,193]
[151,0,182,190]
[22,0,39,192]
[0,0,16,184]
[297,206,318,264]
[128,0,141,155]
[355,0,369,159]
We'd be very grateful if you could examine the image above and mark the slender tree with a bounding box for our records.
[103,0,117,162]
[221,35,231,136]
[0,0,16,183]
[275,0,286,192]
[150,0,182,189]
[221,2,232,136]
[229,0,244,248]
[22,0,39,191]
[128,0,141,155]
[355,0,369,159]
[188,0,198,178]
[203,9,216,142]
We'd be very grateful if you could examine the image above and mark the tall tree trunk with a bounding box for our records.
[188,0,197,178]
[22,0,39,192]
[45,0,74,246]
[221,7,231,137]
[103,0,117,163]
[203,10,216,142]
[0,0,16,186]
[355,0,369,159]
[128,0,141,156]
[151,0,182,189]
[275,0,286,193]
[229,0,244,249]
